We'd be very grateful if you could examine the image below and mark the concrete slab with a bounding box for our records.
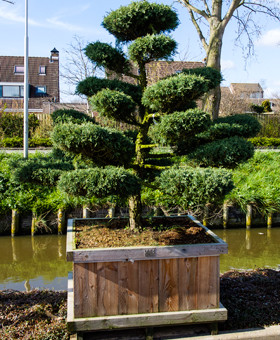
[170,325,280,340]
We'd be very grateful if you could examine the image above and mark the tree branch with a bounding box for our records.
[177,0,210,19]
[187,8,209,51]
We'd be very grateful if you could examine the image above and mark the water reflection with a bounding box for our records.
[214,228,280,273]
[1,228,280,291]
[0,235,71,291]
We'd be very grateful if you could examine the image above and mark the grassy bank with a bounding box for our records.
[0,269,279,339]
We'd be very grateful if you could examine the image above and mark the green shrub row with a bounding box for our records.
[248,137,280,148]
[0,137,52,148]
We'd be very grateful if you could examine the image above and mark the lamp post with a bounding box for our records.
[23,0,29,158]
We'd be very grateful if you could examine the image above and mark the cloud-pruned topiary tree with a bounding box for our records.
[52,1,260,230]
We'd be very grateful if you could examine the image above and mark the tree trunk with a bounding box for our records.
[204,26,223,120]
[129,194,142,231]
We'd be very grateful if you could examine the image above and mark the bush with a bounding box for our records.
[51,109,95,125]
[157,166,233,209]
[261,100,272,113]
[128,34,177,64]
[51,122,135,166]
[90,89,138,125]
[102,1,179,42]
[181,67,223,91]
[189,136,255,168]
[0,113,39,138]
[0,137,52,148]
[85,41,130,75]
[152,109,211,145]
[213,114,261,138]
[142,73,209,113]
[58,167,140,199]
[11,157,74,186]
[76,77,142,104]
[248,137,280,148]
[251,104,264,114]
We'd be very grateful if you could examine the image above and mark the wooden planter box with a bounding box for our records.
[66,215,228,333]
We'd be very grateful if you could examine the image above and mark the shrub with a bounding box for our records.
[76,77,142,104]
[142,73,209,113]
[248,137,280,148]
[11,157,74,186]
[102,1,179,42]
[157,166,234,209]
[51,122,135,166]
[151,109,211,145]
[85,41,130,75]
[58,167,140,199]
[51,109,95,125]
[261,100,272,113]
[128,34,177,64]
[189,136,254,168]
[0,112,39,138]
[90,89,138,125]
[0,137,52,148]
[213,114,261,138]
[251,104,264,114]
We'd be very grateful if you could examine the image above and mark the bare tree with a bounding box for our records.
[177,0,280,119]
[60,35,98,101]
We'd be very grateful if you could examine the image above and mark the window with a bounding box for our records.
[0,85,24,98]
[35,86,47,95]
[39,65,46,75]
[14,65,24,74]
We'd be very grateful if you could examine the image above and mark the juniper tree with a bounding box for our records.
[51,1,260,230]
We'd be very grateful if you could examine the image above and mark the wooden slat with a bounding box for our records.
[197,256,219,309]
[159,259,179,312]
[68,307,228,332]
[138,260,159,313]
[73,263,98,318]
[72,242,228,263]
[178,257,198,311]
[97,262,119,316]
[66,219,75,261]
[118,261,139,315]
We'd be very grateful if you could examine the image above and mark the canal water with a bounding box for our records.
[0,228,280,291]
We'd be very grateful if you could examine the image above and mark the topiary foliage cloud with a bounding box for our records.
[52,1,261,229]
[102,0,179,42]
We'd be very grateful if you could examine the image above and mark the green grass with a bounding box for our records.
[226,151,280,214]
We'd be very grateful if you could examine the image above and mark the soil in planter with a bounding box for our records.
[75,217,215,249]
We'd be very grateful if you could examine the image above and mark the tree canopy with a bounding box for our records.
[177,0,280,119]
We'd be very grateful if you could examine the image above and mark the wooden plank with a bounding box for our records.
[118,261,139,315]
[178,257,198,311]
[66,219,75,261]
[138,260,159,313]
[197,256,219,309]
[97,262,119,316]
[159,259,179,312]
[71,242,228,263]
[67,272,74,323]
[69,307,228,332]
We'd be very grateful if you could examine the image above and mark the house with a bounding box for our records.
[0,48,59,112]
[229,83,264,99]
[110,60,205,86]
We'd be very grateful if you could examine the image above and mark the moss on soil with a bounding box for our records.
[75,217,214,248]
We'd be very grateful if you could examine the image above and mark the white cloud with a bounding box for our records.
[47,17,85,32]
[221,59,235,71]
[257,29,280,47]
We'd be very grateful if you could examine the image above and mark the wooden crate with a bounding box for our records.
[66,215,228,332]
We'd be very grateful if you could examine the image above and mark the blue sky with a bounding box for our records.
[0,0,280,102]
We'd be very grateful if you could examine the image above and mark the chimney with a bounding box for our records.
[50,47,59,62]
